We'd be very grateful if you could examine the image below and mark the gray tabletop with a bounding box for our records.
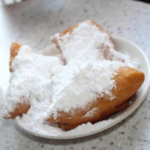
[0,0,150,150]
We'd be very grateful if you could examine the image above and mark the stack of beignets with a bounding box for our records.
[4,20,144,131]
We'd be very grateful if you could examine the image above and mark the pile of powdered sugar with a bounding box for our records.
[4,45,63,114]
[45,59,125,119]
[4,21,140,136]
[52,21,114,63]
[52,21,139,67]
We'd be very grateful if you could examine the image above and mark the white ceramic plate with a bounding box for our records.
[15,36,150,139]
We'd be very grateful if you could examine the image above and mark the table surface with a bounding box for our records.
[0,0,150,149]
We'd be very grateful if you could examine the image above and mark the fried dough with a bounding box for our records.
[4,102,30,119]
[46,67,144,129]
[5,43,31,119]
[58,95,135,131]
[51,20,115,63]
[9,43,21,72]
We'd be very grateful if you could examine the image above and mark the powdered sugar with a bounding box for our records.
[46,60,125,119]
[4,45,63,114]
[84,107,98,118]
[52,21,115,63]
[52,20,137,67]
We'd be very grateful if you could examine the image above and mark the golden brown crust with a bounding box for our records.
[58,97,132,131]
[60,21,102,36]
[46,67,144,129]
[60,24,79,36]
[4,102,30,119]
[9,43,21,72]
